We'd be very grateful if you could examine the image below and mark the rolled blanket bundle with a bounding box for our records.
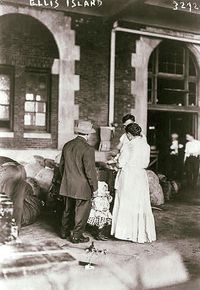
[146,170,164,206]
[0,163,42,230]
[0,192,15,243]
[21,181,42,226]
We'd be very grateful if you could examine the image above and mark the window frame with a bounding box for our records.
[148,43,198,107]
[0,65,14,131]
[24,67,51,133]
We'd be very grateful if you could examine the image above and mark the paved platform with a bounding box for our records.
[16,190,200,289]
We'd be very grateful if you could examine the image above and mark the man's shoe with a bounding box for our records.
[70,234,89,244]
[60,231,70,239]
[95,233,109,241]
[79,235,90,243]
[70,236,80,244]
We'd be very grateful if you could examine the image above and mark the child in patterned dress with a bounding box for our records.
[87,181,112,240]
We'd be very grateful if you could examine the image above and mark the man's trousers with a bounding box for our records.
[61,196,91,238]
[185,156,200,189]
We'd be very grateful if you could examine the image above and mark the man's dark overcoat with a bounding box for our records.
[59,136,98,200]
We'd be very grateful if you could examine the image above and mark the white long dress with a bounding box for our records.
[111,136,156,243]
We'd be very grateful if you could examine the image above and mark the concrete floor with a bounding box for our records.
[18,188,200,290]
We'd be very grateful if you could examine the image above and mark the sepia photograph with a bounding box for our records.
[0,0,200,289]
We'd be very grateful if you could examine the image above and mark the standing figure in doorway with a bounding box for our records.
[184,133,200,190]
[111,123,156,243]
[167,133,184,181]
[59,120,98,243]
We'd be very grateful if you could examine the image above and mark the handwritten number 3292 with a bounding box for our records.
[173,1,199,11]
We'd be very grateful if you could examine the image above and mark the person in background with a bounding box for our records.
[167,133,184,181]
[117,114,136,152]
[108,114,136,169]
[184,133,200,190]
[59,120,98,243]
[109,114,147,165]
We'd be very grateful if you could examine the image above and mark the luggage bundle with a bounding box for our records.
[0,192,18,244]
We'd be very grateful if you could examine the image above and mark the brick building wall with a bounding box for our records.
[113,32,137,145]
[73,17,138,147]
[73,16,110,128]
[0,14,59,149]
[0,12,139,150]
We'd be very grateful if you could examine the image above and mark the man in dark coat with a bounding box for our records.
[59,120,98,243]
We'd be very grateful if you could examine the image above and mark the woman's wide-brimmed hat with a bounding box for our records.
[75,120,96,135]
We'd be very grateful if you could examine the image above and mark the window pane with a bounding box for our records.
[24,113,32,125]
[36,95,41,101]
[0,67,13,129]
[26,93,34,100]
[36,102,46,113]
[0,91,10,104]
[35,113,46,126]
[25,70,49,130]
[189,53,196,76]
[158,42,184,74]
[189,82,196,106]
[0,75,10,90]
[0,105,9,120]
[24,113,35,126]
[157,78,185,105]
[36,92,47,102]
[25,101,35,112]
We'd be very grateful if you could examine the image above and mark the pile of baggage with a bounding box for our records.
[0,192,18,244]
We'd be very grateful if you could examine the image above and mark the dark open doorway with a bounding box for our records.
[147,110,197,174]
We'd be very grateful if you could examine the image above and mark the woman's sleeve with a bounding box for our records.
[142,144,150,168]
[118,144,129,167]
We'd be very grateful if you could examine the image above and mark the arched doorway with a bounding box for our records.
[0,14,59,142]
[0,6,80,149]
[147,40,199,174]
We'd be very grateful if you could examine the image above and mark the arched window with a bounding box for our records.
[148,41,198,107]
[0,65,14,130]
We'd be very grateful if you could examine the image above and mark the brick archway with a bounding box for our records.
[0,4,80,149]
[131,37,161,134]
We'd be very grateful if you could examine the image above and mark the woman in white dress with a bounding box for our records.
[111,123,156,243]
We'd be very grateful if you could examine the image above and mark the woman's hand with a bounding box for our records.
[116,162,121,169]
[109,149,119,157]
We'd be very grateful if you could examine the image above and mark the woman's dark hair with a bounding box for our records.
[125,123,142,136]
[122,114,135,124]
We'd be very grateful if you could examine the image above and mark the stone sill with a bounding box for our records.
[0,132,14,138]
[0,149,61,164]
[0,149,109,164]
[23,133,52,139]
